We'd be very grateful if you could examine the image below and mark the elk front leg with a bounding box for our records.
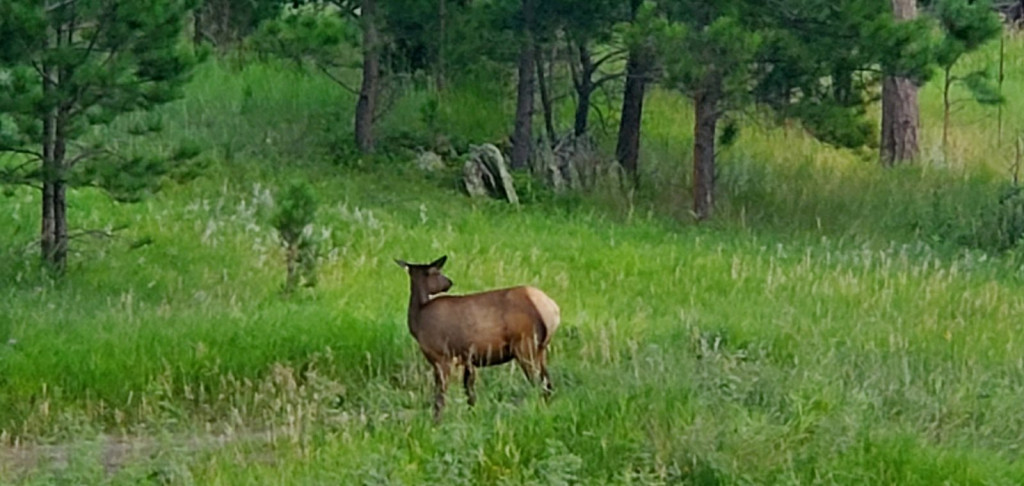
[432,360,452,422]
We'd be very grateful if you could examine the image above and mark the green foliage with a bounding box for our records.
[196,0,286,46]
[272,179,320,292]
[717,119,740,148]
[638,0,935,151]
[0,0,202,216]
[0,1,198,135]
[654,11,761,104]
[543,0,626,45]
[933,0,1005,105]
[925,183,1024,252]
[249,5,360,74]
[788,102,876,150]
[933,0,1003,67]
[960,70,1004,105]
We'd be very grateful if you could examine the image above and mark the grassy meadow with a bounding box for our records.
[2,32,1024,484]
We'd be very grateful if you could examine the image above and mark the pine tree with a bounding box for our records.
[0,0,200,272]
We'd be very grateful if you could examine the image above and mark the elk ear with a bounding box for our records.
[430,255,447,269]
[394,259,409,269]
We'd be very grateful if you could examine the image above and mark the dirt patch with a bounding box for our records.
[0,431,271,482]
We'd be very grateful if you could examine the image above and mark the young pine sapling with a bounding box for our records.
[932,0,1004,154]
[272,180,319,293]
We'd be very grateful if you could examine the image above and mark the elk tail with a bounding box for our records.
[525,287,561,348]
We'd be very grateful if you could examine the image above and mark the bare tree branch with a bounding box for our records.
[316,63,360,94]
[592,99,609,135]
[550,92,572,104]
[373,78,403,123]
[327,0,359,19]
[565,39,582,92]
[592,48,627,70]
[593,72,625,89]
[45,0,79,13]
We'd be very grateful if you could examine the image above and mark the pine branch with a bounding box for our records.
[0,146,44,161]
[30,61,59,86]
[0,158,43,189]
[65,148,107,167]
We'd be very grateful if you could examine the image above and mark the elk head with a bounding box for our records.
[395,255,453,304]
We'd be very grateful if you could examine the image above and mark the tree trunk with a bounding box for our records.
[193,4,203,49]
[942,66,951,155]
[41,178,68,272]
[42,103,69,271]
[879,0,919,167]
[535,45,556,146]
[510,0,535,170]
[436,0,446,92]
[355,0,379,153]
[573,45,594,138]
[616,0,648,185]
[285,243,299,293]
[998,33,1005,145]
[692,82,719,221]
[40,18,69,272]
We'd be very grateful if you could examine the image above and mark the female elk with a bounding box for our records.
[395,255,560,421]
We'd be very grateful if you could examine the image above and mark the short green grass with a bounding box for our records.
[2,36,1024,484]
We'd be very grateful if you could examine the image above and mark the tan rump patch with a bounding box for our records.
[525,287,560,345]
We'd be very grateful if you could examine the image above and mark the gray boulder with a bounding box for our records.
[415,151,445,172]
[462,143,519,205]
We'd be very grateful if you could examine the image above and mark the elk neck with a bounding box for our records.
[406,280,432,331]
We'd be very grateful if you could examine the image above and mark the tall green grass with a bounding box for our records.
[3,35,1024,484]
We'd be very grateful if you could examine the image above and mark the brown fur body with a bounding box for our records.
[397,256,560,421]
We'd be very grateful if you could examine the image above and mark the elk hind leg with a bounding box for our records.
[463,363,477,407]
[515,344,553,400]
[538,348,553,399]
[514,342,543,387]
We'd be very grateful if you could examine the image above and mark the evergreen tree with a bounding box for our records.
[0,0,200,271]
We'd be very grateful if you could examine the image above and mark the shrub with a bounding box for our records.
[272,180,319,293]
